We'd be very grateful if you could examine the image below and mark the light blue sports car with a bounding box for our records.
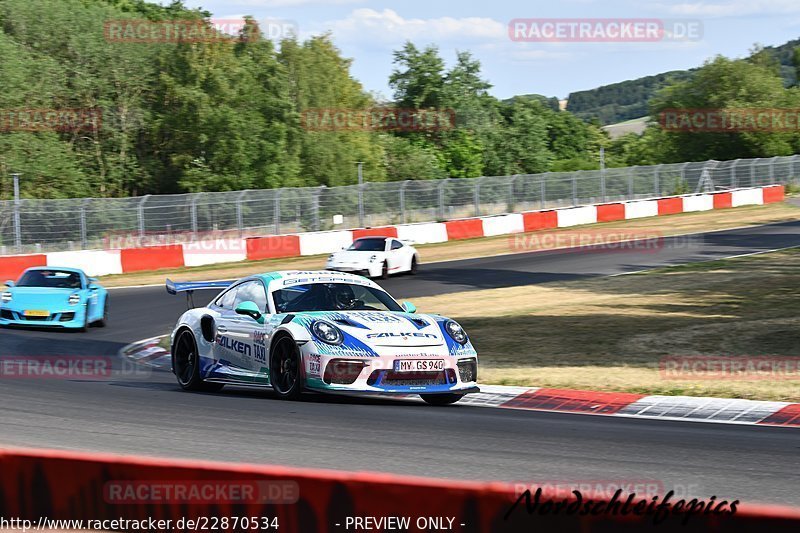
[0,267,108,331]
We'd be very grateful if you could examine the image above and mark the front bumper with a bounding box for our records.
[0,307,86,328]
[304,352,479,395]
[325,261,381,277]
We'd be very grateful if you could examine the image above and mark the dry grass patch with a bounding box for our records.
[411,248,800,401]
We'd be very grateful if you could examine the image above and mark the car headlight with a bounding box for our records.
[312,320,343,345]
[328,254,335,261]
[369,254,377,262]
[68,293,81,305]
[445,320,468,345]
[1,291,11,303]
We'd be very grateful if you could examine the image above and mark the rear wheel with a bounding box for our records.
[421,393,464,406]
[173,329,224,392]
[270,335,304,400]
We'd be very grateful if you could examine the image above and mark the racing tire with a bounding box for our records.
[173,329,224,392]
[380,261,389,280]
[409,256,418,275]
[95,299,108,328]
[420,393,464,406]
[269,335,304,401]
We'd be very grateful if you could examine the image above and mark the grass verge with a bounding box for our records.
[411,248,800,402]
[99,202,800,288]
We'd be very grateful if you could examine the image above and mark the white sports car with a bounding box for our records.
[166,271,478,405]
[325,236,419,279]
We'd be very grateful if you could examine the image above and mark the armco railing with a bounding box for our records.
[1,155,798,254]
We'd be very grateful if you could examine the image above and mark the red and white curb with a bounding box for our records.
[121,336,800,428]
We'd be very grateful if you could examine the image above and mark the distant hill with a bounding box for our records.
[566,38,800,125]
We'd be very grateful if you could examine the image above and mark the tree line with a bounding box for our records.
[1,0,799,201]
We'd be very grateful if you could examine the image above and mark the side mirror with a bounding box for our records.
[402,301,416,314]
[4,280,14,288]
[235,301,264,324]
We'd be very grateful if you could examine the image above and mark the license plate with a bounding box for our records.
[394,359,444,372]
[23,310,49,317]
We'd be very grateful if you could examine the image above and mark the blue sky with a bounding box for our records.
[159,0,800,99]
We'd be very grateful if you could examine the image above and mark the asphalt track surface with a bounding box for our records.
[1,220,800,506]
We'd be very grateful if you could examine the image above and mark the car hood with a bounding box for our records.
[295,310,445,348]
[330,250,383,263]
[4,287,81,308]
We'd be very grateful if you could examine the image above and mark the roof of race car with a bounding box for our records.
[253,271,382,292]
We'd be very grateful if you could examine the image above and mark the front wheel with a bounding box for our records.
[380,261,389,279]
[270,335,304,400]
[173,329,224,392]
[95,298,108,327]
[409,256,418,275]
[420,393,464,406]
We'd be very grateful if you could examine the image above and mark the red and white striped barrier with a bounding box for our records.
[3,446,800,532]
[0,185,785,280]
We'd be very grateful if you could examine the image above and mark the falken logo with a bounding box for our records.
[365,332,438,339]
[216,334,252,356]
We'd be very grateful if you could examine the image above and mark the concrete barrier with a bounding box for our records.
[556,205,597,227]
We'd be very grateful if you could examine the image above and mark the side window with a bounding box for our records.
[215,287,237,310]
[391,240,403,250]
[234,281,268,312]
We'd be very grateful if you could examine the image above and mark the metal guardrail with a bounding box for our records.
[1,155,798,254]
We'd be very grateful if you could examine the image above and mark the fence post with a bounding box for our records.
[654,165,662,196]
[628,167,636,199]
[313,185,325,232]
[438,178,449,220]
[138,195,150,239]
[751,158,760,187]
[680,162,690,192]
[274,189,282,234]
[571,173,577,205]
[473,178,482,217]
[769,156,779,184]
[792,155,800,183]
[79,199,89,249]
[190,193,199,235]
[540,177,546,210]
[12,173,21,252]
[600,168,607,203]
[235,190,249,237]
[731,159,740,189]
[399,180,410,224]
[508,174,519,213]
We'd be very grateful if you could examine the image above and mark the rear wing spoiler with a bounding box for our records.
[166,279,235,308]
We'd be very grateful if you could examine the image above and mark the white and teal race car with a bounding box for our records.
[166,271,478,405]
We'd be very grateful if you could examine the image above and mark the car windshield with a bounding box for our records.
[347,238,386,252]
[17,270,82,289]
[273,283,403,313]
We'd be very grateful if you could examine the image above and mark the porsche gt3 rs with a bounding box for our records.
[325,237,419,279]
[0,267,108,330]
[166,271,478,405]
